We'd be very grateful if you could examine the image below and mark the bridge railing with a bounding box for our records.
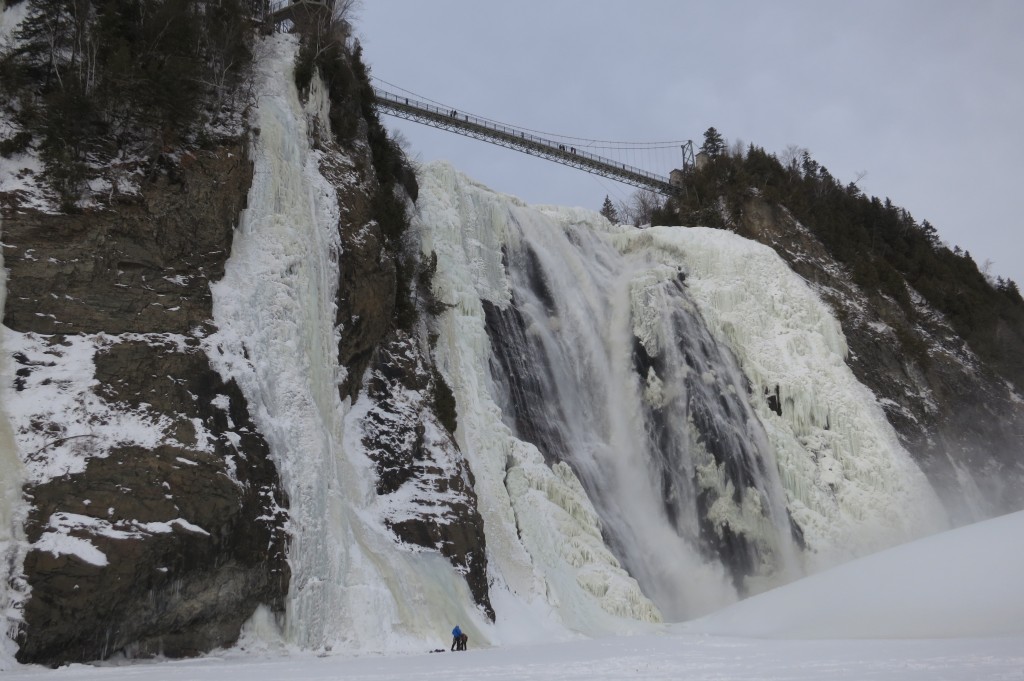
[372,87,674,191]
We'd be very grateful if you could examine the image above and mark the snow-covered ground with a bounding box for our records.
[4,510,1022,679]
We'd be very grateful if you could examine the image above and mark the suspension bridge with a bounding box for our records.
[266,1,694,197]
[372,84,693,197]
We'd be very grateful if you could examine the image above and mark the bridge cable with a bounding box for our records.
[371,76,690,149]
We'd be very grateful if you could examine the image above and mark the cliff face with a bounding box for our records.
[2,143,291,664]
[1,19,492,662]
[735,197,1024,520]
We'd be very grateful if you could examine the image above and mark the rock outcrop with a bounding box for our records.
[2,143,290,664]
[358,332,493,619]
[303,42,492,619]
[3,146,252,336]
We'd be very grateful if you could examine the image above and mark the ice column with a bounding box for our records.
[0,228,27,668]
[210,36,491,652]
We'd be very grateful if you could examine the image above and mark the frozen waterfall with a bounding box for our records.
[418,161,946,621]
[208,36,493,653]
[0,231,27,667]
[202,36,947,648]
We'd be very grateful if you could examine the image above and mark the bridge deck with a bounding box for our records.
[373,88,679,197]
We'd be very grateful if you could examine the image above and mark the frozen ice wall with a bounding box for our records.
[417,161,946,621]
[208,36,493,653]
[416,165,662,637]
[619,227,948,569]
[0,225,27,670]
[419,164,780,621]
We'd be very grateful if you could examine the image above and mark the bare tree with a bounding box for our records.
[614,197,632,225]
[333,0,362,32]
[389,126,421,164]
[981,258,997,286]
[779,144,806,172]
[729,137,745,158]
[617,188,662,227]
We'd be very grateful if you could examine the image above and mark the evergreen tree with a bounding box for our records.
[599,195,619,223]
[701,126,725,158]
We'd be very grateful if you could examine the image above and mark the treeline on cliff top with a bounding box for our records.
[0,0,413,221]
[290,1,419,331]
[0,0,264,206]
[661,127,1024,389]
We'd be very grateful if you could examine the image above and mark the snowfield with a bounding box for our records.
[3,510,1022,679]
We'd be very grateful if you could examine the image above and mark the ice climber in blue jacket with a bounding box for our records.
[451,625,467,651]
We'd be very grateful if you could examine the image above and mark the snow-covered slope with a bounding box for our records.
[686,508,1024,639]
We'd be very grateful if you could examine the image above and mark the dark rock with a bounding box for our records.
[4,143,290,665]
[14,340,289,666]
[359,332,494,620]
[334,189,398,400]
[2,145,252,335]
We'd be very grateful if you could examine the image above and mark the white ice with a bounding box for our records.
[2,510,1021,678]
[206,35,507,654]
[617,226,949,570]
[418,162,666,632]
[0,204,28,666]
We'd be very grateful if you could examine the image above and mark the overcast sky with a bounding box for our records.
[357,0,1024,286]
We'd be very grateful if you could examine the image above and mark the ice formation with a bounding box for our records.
[0,31,955,662]
[417,160,947,621]
[617,227,949,568]
[207,36,505,652]
[0,236,27,668]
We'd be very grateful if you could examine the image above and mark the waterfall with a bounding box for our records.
[618,227,949,570]
[209,35,501,652]
[419,161,945,621]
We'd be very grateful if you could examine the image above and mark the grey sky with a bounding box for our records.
[357,0,1024,286]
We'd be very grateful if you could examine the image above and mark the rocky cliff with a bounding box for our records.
[1,9,491,662]
[2,141,291,664]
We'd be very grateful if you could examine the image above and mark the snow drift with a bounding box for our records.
[687,508,1024,639]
